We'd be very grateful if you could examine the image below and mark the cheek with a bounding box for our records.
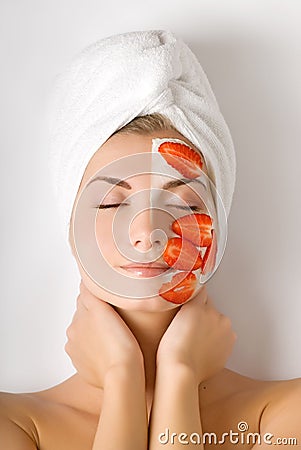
[95,214,115,258]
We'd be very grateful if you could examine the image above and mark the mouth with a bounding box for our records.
[119,263,173,278]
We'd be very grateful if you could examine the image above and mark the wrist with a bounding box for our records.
[104,360,145,388]
[156,361,199,387]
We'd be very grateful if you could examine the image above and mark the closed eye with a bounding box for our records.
[95,203,129,209]
[95,203,205,211]
[165,204,205,212]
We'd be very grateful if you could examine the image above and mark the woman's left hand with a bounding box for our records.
[156,286,237,384]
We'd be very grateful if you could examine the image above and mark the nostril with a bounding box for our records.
[150,228,167,245]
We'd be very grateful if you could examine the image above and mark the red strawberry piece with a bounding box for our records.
[158,142,203,179]
[202,229,217,275]
[159,271,197,304]
[163,237,203,271]
[172,213,213,247]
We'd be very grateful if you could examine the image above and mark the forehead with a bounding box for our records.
[78,129,208,194]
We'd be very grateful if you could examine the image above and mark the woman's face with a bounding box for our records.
[69,129,213,311]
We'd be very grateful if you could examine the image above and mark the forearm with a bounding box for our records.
[149,364,204,450]
[92,364,148,450]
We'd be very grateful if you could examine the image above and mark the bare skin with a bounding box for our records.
[1,332,301,449]
[1,130,301,449]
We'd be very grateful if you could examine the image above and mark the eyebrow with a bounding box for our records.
[86,176,207,190]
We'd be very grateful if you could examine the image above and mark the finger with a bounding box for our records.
[182,285,207,307]
[79,280,118,314]
[79,280,89,295]
[179,294,206,316]
[79,279,96,298]
[76,294,88,312]
[205,296,216,308]
[193,286,208,305]
[82,291,113,315]
[79,282,100,310]
[79,280,107,307]
[201,289,208,305]
[205,299,225,319]
[68,308,81,327]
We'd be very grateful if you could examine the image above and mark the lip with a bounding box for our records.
[119,263,172,278]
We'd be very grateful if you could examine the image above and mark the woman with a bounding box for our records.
[1,115,301,449]
[1,31,301,449]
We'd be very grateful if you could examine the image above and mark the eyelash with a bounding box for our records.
[95,203,203,211]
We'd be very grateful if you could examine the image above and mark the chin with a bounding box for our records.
[104,286,206,312]
[79,267,204,312]
[99,288,182,312]
[111,295,182,312]
[81,275,179,311]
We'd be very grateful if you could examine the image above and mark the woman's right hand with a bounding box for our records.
[65,281,144,389]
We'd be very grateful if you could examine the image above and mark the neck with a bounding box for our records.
[113,304,179,393]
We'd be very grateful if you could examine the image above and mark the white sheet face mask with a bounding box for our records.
[72,138,228,304]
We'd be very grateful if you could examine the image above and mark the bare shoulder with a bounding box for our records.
[0,390,39,432]
[0,391,39,448]
[199,368,301,447]
[260,376,301,425]
[0,380,101,450]
[255,377,301,448]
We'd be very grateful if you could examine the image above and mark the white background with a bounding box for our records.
[0,0,300,392]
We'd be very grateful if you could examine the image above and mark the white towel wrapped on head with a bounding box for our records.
[47,29,236,244]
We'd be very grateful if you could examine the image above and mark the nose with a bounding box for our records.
[129,208,165,252]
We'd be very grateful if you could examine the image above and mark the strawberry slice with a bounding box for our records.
[159,271,197,304]
[163,237,203,271]
[172,213,213,247]
[202,229,217,275]
[158,142,203,179]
